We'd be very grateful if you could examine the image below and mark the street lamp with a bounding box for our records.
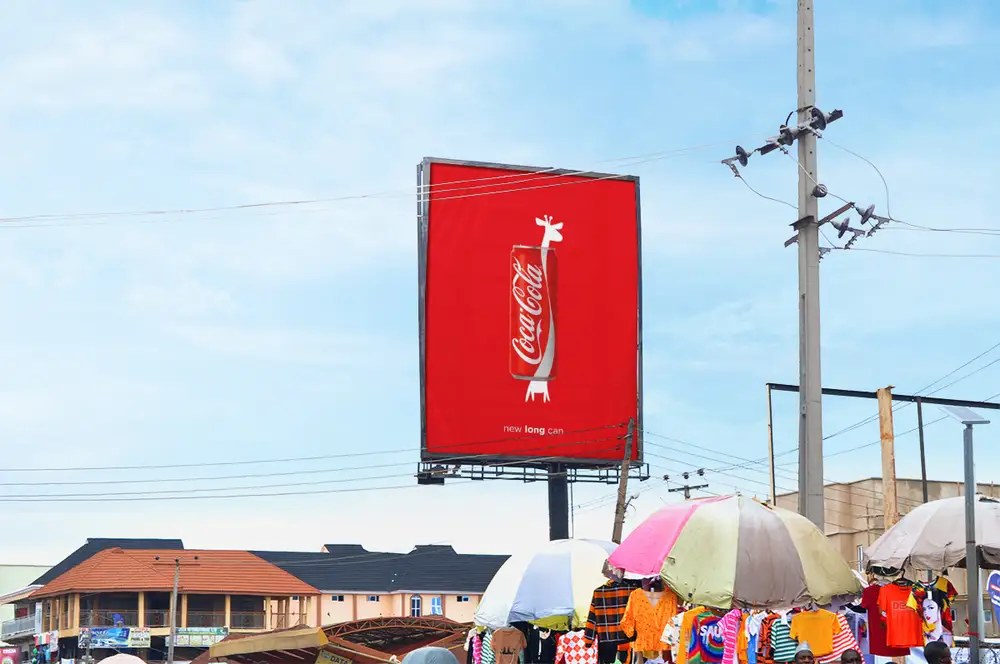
[941,405,990,664]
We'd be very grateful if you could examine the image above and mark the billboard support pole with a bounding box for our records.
[548,464,569,540]
[611,419,635,543]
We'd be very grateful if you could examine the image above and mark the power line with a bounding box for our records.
[0,423,625,474]
[0,140,745,228]
[833,247,1000,259]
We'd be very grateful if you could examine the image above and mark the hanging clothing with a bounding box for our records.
[719,610,743,664]
[467,630,478,664]
[474,633,484,664]
[858,585,907,657]
[663,613,685,662]
[494,628,529,664]
[768,617,796,663]
[754,614,779,664]
[483,629,497,664]
[620,588,679,652]
[585,581,643,648]
[789,609,840,657]
[877,583,923,649]
[817,614,860,664]
[682,609,725,664]
[907,576,958,645]
[556,630,599,664]
[528,629,559,664]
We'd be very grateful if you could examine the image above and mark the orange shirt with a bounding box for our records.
[789,609,841,656]
[878,584,924,648]
[620,588,680,652]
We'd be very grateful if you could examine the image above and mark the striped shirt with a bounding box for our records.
[818,615,860,664]
[770,620,797,663]
[720,610,743,664]
[483,629,496,664]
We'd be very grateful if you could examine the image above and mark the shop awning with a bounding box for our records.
[211,626,329,659]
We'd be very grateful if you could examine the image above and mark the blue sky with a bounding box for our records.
[1,0,999,564]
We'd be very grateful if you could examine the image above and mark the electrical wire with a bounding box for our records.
[731,172,797,210]
[0,139,747,228]
[820,136,892,219]
[834,247,1000,258]
[0,423,626,474]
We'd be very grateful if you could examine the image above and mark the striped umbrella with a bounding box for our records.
[607,495,861,609]
[474,539,617,630]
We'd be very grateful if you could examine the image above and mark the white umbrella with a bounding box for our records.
[865,494,1000,570]
[474,539,617,630]
[97,656,146,664]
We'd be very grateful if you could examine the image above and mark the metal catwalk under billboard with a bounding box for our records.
[417,158,642,466]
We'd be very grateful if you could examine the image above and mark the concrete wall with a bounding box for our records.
[317,593,482,625]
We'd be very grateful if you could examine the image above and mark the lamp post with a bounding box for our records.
[941,405,991,664]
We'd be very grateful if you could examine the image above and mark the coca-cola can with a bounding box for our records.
[510,245,558,381]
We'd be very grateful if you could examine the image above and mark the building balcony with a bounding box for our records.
[81,610,139,628]
[186,612,227,628]
[145,609,173,628]
[230,611,266,630]
[1,616,37,640]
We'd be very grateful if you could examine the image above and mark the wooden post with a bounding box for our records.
[73,594,80,629]
[297,596,305,625]
[877,386,899,529]
[224,595,232,628]
[180,594,188,628]
[138,592,145,628]
[611,418,635,543]
[264,597,272,630]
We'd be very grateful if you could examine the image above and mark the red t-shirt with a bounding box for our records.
[878,584,924,649]
[861,585,910,656]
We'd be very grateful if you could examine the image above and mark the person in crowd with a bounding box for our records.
[840,649,861,664]
[924,640,952,664]
[794,643,814,664]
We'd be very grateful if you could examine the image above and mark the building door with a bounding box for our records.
[410,596,422,617]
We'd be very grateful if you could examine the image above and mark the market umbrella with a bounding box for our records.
[607,494,861,610]
[865,494,1000,570]
[97,656,146,664]
[402,647,462,664]
[474,539,617,630]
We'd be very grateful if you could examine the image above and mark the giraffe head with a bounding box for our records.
[535,214,563,245]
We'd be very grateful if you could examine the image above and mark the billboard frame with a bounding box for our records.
[417,156,644,470]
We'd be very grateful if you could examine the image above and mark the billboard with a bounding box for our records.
[78,627,151,649]
[418,158,642,465]
[1,647,21,664]
[169,627,229,647]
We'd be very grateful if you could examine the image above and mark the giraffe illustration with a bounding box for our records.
[525,215,563,403]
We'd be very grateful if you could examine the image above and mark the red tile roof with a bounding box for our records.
[32,548,320,598]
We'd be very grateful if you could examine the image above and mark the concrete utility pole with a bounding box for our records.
[611,418,636,543]
[795,0,825,529]
[877,387,899,529]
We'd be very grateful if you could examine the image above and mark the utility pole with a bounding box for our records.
[167,557,180,664]
[668,471,708,500]
[795,0,825,530]
[611,418,636,543]
[877,387,899,529]
[916,398,929,503]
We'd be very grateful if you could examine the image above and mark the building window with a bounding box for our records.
[430,597,443,615]
[856,545,864,572]
[331,595,345,602]
[456,596,470,603]
[367,596,380,602]
[410,596,422,617]
[291,596,299,601]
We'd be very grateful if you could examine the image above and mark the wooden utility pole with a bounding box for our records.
[877,386,899,529]
[766,383,776,504]
[167,558,180,664]
[611,418,635,543]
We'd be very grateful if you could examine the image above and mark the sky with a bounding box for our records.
[1,0,1000,566]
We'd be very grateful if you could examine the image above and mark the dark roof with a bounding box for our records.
[392,546,508,593]
[254,545,508,594]
[33,538,184,585]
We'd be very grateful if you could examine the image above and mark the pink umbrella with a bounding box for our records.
[608,496,725,575]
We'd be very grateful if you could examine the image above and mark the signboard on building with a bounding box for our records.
[1,646,21,664]
[316,651,352,664]
[169,627,229,647]
[417,158,642,466]
[78,628,150,649]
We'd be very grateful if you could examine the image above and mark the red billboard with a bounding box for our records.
[1,647,21,664]
[418,158,642,465]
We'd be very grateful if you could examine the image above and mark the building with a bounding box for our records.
[253,544,508,624]
[1,539,508,663]
[0,565,51,645]
[776,477,1000,637]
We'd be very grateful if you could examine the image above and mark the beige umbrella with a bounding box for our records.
[865,494,1000,570]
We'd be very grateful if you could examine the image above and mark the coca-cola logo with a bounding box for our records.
[511,257,545,366]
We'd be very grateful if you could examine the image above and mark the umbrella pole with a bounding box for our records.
[964,424,982,664]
